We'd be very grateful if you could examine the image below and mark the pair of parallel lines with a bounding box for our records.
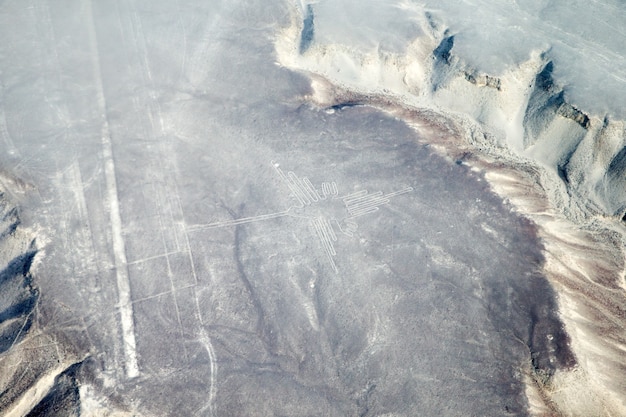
[311,216,338,273]
[273,161,335,206]
[343,187,413,218]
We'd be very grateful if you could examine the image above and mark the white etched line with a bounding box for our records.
[312,219,331,254]
[311,219,324,245]
[342,190,368,204]
[187,210,290,232]
[347,196,389,213]
[127,250,184,266]
[104,127,139,380]
[347,190,384,206]
[346,196,386,212]
[317,218,336,256]
[132,289,174,304]
[342,190,367,204]
[350,207,379,218]
[198,329,218,417]
[289,171,315,202]
[321,183,330,198]
[282,175,306,206]
[166,195,182,253]
[334,219,355,237]
[272,161,305,207]
[347,201,387,215]
[302,177,320,202]
[348,201,389,216]
[7,311,34,354]
[318,219,336,257]
[68,161,88,230]
[176,193,200,287]
[85,0,139,380]
[312,219,338,272]
[288,171,311,205]
[331,182,338,195]
[350,204,382,215]
[129,284,196,304]
[327,254,338,272]
[322,217,337,241]
[67,161,101,290]
[348,198,389,211]
[157,203,188,359]
[385,186,414,198]
[347,187,412,216]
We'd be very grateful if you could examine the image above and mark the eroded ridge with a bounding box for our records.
[0,191,89,417]
[188,161,412,272]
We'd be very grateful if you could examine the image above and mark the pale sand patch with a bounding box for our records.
[83,0,139,379]
[79,383,144,417]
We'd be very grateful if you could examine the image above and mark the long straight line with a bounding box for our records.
[346,191,384,207]
[385,187,414,198]
[85,0,139,379]
[342,190,368,204]
[302,177,320,201]
[288,172,311,205]
[321,217,337,241]
[312,219,338,272]
[272,162,305,206]
[186,210,290,231]
[347,197,389,212]
[289,172,315,203]
[316,218,336,256]
[349,206,379,218]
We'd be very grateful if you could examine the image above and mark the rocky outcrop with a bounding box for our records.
[464,71,501,90]
[25,361,83,417]
[0,194,39,357]
[0,191,108,417]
